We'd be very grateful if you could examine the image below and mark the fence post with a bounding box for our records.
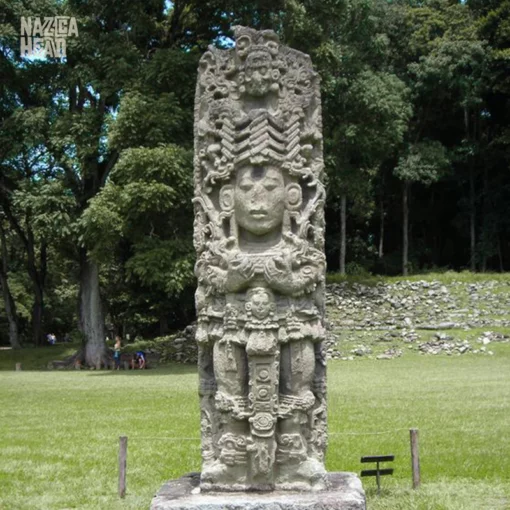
[410,428,420,489]
[15,363,22,371]
[119,436,128,498]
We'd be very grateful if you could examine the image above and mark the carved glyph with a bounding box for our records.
[194,26,327,492]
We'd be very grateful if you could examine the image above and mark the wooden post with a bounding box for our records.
[375,461,381,496]
[410,428,420,489]
[118,436,127,498]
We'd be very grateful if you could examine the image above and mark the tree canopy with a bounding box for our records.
[1,0,509,353]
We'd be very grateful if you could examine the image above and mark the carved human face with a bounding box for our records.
[244,51,273,97]
[248,289,273,319]
[235,166,285,236]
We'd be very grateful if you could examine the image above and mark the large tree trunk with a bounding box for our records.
[0,275,20,349]
[378,189,384,259]
[469,165,476,272]
[339,194,346,275]
[402,181,409,276]
[26,234,46,346]
[79,250,106,366]
[481,166,489,272]
[0,226,21,349]
[465,106,476,272]
[0,203,46,345]
[31,283,44,346]
[497,235,504,272]
[160,314,169,336]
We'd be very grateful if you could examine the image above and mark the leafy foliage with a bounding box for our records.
[395,140,450,185]
[2,0,510,346]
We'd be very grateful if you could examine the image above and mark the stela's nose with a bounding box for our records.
[249,184,264,200]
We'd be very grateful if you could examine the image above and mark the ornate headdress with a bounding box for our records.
[193,26,325,254]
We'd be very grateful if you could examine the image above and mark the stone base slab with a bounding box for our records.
[150,472,366,510]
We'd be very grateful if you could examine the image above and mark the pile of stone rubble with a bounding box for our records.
[476,330,510,344]
[417,337,473,355]
[327,344,403,361]
[325,332,342,360]
[351,345,372,357]
[416,337,495,356]
[159,324,198,364]
[326,279,510,330]
[376,347,403,360]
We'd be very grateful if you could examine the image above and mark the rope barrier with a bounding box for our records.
[129,436,200,441]
[129,427,413,441]
[329,428,411,436]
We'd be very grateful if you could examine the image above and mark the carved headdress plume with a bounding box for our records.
[195,27,323,189]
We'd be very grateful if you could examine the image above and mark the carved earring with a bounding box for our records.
[285,183,302,211]
[219,185,235,211]
[219,185,236,240]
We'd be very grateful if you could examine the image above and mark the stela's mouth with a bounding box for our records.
[250,210,268,218]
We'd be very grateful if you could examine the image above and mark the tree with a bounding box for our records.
[0,222,20,348]
[55,0,293,361]
[0,99,58,346]
[394,140,449,275]
[1,0,509,347]
[475,1,510,270]
[80,145,195,336]
[387,0,485,273]
[282,0,412,273]
[39,0,169,364]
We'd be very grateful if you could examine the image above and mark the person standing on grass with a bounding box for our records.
[114,336,122,370]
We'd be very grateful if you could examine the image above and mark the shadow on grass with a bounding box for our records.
[364,486,395,498]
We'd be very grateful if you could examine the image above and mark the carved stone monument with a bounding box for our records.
[193,26,327,492]
[151,26,366,510]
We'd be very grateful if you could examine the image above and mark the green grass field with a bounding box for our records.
[326,270,510,285]
[1,347,509,509]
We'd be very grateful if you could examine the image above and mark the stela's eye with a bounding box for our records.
[264,182,277,191]
[240,182,253,191]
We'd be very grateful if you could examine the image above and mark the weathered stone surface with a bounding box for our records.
[151,473,366,510]
[193,26,327,491]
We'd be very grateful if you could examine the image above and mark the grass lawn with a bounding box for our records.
[326,270,510,286]
[0,343,80,371]
[1,347,509,510]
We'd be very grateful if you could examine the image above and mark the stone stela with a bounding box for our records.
[151,26,366,510]
[193,26,327,492]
